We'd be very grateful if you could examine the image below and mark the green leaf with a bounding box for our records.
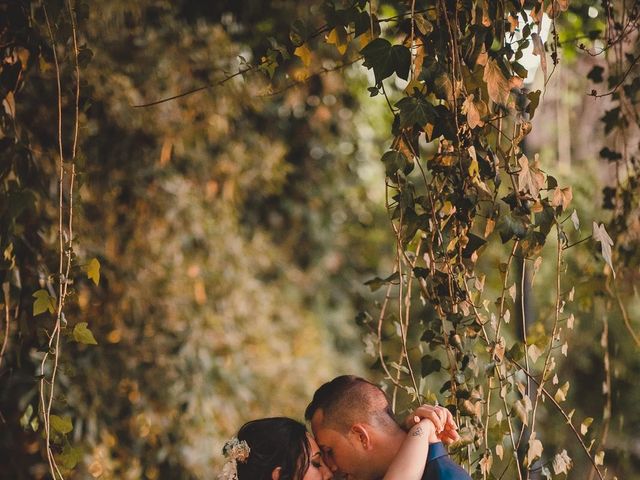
[390,45,411,80]
[50,415,73,435]
[395,96,437,130]
[361,39,411,83]
[361,38,394,83]
[73,322,98,345]
[497,213,528,243]
[526,90,541,119]
[84,258,101,285]
[364,271,399,292]
[580,417,593,435]
[58,444,83,470]
[33,289,56,316]
[587,65,604,83]
[354,11,371,37]
[554,381,570,403]
[599,147,622,162]
[421,354,442,377]
[380,150,409,177]
[20,404,34,430]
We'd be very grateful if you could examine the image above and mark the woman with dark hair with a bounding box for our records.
[218,411,453,480]
[220,417,331,480]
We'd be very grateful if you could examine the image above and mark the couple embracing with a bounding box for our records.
[219,375,471,480]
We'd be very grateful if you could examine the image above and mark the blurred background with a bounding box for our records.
[0,1,638,479]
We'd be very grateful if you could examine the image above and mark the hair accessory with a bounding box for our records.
[218,437,251,480]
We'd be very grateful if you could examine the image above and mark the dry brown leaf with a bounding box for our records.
[484,59,510,104]
[532,32,547,80]
[462,94,485,128]
[550,186,573,210]
[518,155,545,197]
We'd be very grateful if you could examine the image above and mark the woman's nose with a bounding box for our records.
[322,464,333,480]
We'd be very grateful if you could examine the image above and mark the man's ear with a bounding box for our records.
[350,423,373,450]
[271,466,282,480]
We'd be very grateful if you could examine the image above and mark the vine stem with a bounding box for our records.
[511,358,605,480]
[0,283,9,371]
[526,224,563,480]
[39,3,80,478]
[607,277,640,348]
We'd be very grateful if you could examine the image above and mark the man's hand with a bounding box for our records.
[404,404,460,444]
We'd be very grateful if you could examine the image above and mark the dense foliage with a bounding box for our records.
[0,1,639,479]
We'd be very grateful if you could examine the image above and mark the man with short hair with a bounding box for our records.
[305,375,472,480]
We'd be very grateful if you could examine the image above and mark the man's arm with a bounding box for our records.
[404,405,460,444]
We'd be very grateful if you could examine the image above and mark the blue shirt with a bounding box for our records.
[422,443,472,480]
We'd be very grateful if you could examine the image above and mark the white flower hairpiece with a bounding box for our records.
[218,437,251,480]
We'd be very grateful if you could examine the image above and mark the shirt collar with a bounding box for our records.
[427,442,448,462]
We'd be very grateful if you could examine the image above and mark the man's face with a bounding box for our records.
[310,410,377,480]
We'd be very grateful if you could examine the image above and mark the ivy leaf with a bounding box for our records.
[527,343,543,363]
[361,38,394,83]
[414,14,433,35]
[592,222,615,278]
[289,19,308,47]
[84,258,101,285]
[552,450,573,475]
[594,451,605,466]
[531,33,547,80]
[421,354,442,377]
[354,11,371,37]
[587,65,604,83]
[554,381,570,403]
[497,213,528,243]
[380,150,409,177]
[33,289,56,316]
[599,147,622,162]
[364,271,399,292]
[518,155,545,197]
[361,39,411,83]
[580,417,593,435]
[73,322,98,345]
[549,186,572,211]
[526,432,544,467]
[50,415,73,435]
[483,59,510,104]
[294,44,312,67]
[601,107,621,135]
[570,210,580,230]
[326,26,349,55]
[395,96,436,130]
[58,444,83,469]
[526,90,541,119]
[462,94,486,128]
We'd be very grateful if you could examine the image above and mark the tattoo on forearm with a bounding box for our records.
[411,426,424,436]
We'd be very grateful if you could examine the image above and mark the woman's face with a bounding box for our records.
[302,434,333,480]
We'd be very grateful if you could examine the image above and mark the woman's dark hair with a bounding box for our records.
[235,417,310,480]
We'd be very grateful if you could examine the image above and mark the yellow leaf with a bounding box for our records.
[294,44,312,67]
[594,450,605,466]
[554,381,570,403]
[326,27,348,55]
[468,146,479,177]
[581,417,593,435]
[85,258,101,285]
